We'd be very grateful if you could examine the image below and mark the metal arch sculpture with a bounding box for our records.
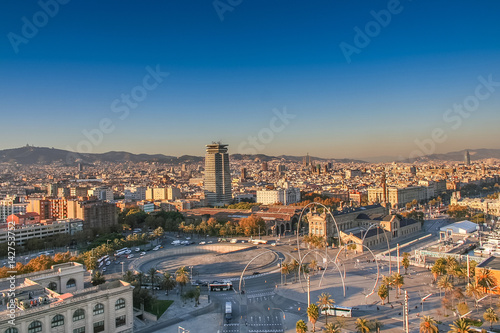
[295,202,343,263]
[238,249,278,293]
[361,223,392,275]
[331,242,381,298]
[297,248,347,297]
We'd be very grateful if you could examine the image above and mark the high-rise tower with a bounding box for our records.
[204,143,232,206]
[465,150,471,166]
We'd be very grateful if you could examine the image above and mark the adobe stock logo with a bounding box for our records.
[238,107,295,154]
[409,74,500,162]
[339,0,410,64]
[7,0,71,54]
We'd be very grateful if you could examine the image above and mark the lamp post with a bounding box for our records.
[268,307,286,331]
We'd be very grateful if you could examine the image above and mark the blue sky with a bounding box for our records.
[1,0,499,159]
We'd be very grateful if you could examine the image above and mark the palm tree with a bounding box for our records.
[355,318,370,333]
[465,282,483,302]
[446,257,459,282]
[296,319,308,333]
[392,272,404,297]
[317,292,335,324]
[484,307,498,329]
[136,272,145,288]
[419,315,439,333]
[282,263,291,284]
[378,284,388,305]
[477,268,497,293]
[437,275,454,297]
[448,318,471,333]
[123,270,135,283]
[176,266,190,294]
[160,272,176,295]
[307,303,319,332]
[148,267,158,290]
[432,261,446,283]
[309,260,318,275]
[323,322,342,333]
[291,259,300,282]
[382,275,393,303]
[402,252,410,275]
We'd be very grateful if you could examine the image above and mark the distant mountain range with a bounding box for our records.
[363,148,500,163]
[0,146,365,165]
[0,146,498,165]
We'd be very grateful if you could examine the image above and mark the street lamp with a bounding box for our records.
[421,293,432,314]
[268,307,286,330]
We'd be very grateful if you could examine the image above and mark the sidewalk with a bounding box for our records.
[134,292,220,333]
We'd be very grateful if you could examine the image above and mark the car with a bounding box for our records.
[186,237,191,240]
[135,248,140,252]
[199,241,206,245]
[271,243,276,247]
[252,272,261,275]
[190,241,195,244]
[207,241,213,244]
[102,267,106,272]
[106,261,111,266]
[140,252,146,256]
[127,254,134,259]
[152,248,158,251]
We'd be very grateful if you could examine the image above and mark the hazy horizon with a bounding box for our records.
[2,1,500,159]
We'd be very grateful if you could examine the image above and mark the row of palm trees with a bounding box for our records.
[377,272,405,304]
[123,265,190,295]
[419,306,499,333]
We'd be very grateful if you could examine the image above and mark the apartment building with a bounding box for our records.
[0,262,134,333]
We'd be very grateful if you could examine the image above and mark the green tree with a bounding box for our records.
[392,272,404,297]
[148,267,158,295]
[91,271,106,286]
[382,275,393,303]
[402,252,410,275]
[317,293,335,324]
[296,319,308,333]
[282,263,292,284]
[307,303,320,332]
[438,276,454,297]
[123,270,135,283]
[477,268,497,293]
[378,283,388,305]
[484,307,498,329]
[448,318,472,333]
[355,318,370,333]
[419,315,439,333]
[161,272,176,295]
[176,266,190,294]
[323,322,342,333]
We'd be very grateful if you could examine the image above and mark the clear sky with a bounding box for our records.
[1,0,499,160]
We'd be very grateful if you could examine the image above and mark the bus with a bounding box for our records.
[209,280,233,291]
[321,306,352,317]
[97,255,109,268]
[115,248,130,256]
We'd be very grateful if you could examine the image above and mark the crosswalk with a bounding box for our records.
[222,323,240,333]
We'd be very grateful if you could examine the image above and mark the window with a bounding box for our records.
[93,303,104,315]
[73,309,85,322]
[51,314,65,328]
[66,278,76,288]
[115,315,126,327]
[28,321,42,333]
[115,298,126,310]
[48,282,57,291]
[93,320,105,333]
[73,327,85,333]
[5,328,19,333]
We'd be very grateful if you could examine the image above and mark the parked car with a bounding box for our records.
[127,254,134,259]
[199,241,206,245]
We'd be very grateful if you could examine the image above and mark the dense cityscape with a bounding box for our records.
[1,143,500,332]
[2,1,500,332]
